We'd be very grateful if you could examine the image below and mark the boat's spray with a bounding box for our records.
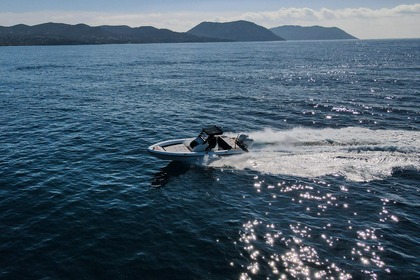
[209,127,420,182]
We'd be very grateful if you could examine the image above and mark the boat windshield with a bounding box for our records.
[199,131,209,141]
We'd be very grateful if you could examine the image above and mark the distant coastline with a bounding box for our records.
[0,20,357,46]
[270,25,357,41]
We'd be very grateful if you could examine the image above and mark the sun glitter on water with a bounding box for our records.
[229,175,396,279]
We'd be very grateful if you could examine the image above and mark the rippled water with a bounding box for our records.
[0,40,419,279]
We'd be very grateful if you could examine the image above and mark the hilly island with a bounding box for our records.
[0,20,357,46]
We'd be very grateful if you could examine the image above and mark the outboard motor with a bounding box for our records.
[236,134,253,152]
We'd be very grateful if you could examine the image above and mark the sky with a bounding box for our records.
[0,1,419,39]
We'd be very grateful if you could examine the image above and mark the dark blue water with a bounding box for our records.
[0,40,419,279]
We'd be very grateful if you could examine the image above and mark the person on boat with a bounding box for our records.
[206,135,217,151]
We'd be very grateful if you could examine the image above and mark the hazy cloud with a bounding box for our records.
[240,4,420,21]
[235,4,420,39]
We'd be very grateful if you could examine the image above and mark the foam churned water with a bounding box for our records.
[212,127,420,182]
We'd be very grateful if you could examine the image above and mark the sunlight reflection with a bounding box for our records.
[231,177,394,279]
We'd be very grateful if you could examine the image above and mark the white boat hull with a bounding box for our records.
[147,138,245,161]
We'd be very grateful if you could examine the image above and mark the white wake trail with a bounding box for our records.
[211,127,420,182]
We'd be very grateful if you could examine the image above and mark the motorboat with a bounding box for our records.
[147,126,253,161]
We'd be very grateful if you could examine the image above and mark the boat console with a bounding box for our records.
[190,126,224,152]
[189,126,253,152]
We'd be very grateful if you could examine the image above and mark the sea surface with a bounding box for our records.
[0,39,419,279]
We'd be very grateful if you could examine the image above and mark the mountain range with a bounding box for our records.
[0,23,225,46]
[187,20,284,42]
[270,25,357,40]
[0,21,357,46]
